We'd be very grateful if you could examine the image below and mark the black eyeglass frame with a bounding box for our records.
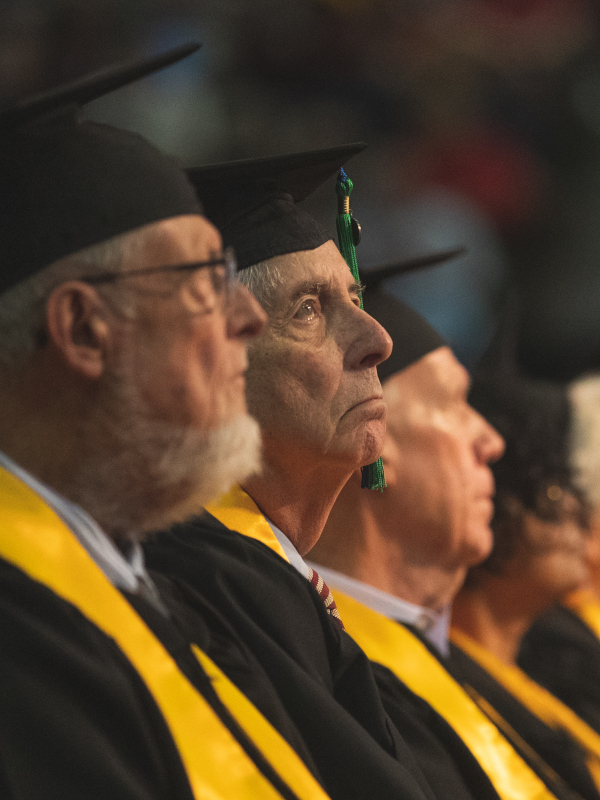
[79,246,238,286]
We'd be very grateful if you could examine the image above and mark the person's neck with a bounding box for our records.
[242,441,355,557]
[309,478,464,612]
[0,365,87,501]
[452,579,540,665]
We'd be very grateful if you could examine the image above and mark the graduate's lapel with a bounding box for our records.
[335,591,556,800]
[205,485,290,562]
[450,626,600,783]
[0,465,327,800]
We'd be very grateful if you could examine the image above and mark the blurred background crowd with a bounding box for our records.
[3,0,600,372]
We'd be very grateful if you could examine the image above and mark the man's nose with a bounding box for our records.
[345,304,393,370]
[228,283,267,340]
[475,416,505,465]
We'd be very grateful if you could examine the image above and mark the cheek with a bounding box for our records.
[529,550,588,596]
[247,342,340,425]
[130,317,238,428]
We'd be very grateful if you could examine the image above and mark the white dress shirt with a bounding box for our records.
[265,517,311,579]
[306,562,451,657]
[0,450,167,613]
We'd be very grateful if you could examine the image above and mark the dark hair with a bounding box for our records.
[467,373,588,577]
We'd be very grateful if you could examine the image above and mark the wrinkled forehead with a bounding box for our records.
[265,241,358,308]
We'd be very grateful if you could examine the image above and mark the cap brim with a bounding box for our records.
[187,142,367,204]
[0,41,201,130]
[361,247,467,291]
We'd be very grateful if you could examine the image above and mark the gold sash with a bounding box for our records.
[0,466,329,800]
[205,485,290,562]
[333,591,557,800]
[451,627,600,790]
[564,589,600,641]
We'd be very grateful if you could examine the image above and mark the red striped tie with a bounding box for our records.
[307,566,345,630]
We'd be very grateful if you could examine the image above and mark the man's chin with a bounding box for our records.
[464,526,494,568]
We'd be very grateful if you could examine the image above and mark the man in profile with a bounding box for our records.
[310,283,592,800]
[147,147,468,800]
[0,50,332,800]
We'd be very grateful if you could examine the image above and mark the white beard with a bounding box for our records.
[65,372,262,543]
[137,413,263,535]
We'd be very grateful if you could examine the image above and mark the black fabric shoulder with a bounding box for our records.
[145,516,437,800]
[449,643,600,800]
[372,662,501,800]
[0,555,193,800]
[519,607,600,735]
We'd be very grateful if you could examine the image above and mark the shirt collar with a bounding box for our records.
[0,450,150,596]
[265,517,310,579]
[307,562,450,656]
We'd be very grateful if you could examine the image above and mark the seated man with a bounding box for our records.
[451,372,599,800]
[308,284,590,800]
[520,372,600,736]
[0,49,331,800]
[145,147,444,800]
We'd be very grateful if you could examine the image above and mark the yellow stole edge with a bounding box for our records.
[450,626,600,779]
[0,466,328,800]
[564,589,600,642]
[205,485,290,562]
[333,591,556,800]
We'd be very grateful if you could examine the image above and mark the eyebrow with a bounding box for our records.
[285,277,363,305]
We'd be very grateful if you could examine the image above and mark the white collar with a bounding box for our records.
[307,562,450,657]
[265,517,310,579]
[0,450,164,611]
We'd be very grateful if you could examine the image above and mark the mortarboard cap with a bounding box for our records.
[0,43,202,296]
[361,247,466,291]
[187,143,367,270]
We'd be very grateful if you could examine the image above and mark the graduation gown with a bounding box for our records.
[145,488,439,800]
[448,632,600,800]
[519,596,600,735]
[332,589,571,800]
[0,465,329,800]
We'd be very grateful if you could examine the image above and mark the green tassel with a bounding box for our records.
[335,168,386,492]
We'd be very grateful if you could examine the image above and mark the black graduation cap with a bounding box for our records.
[360,246,466,291]
[0,43,202,296]
[187,143,367,270]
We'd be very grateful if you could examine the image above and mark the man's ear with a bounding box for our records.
[45,282,114,379]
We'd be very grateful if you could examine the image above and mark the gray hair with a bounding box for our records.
[0,227,152,375]
[569,373,600,508]
[238,259,283,311]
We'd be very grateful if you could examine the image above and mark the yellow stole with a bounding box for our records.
[333,591,557,800]
[450,627,600,790]
[0,466,329,800]
[564,589,600,641]
[205,485,291,563]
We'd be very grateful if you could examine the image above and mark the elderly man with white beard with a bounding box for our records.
[0,49,337,800]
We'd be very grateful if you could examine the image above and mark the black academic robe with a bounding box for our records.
[449,642,600,800]
[145,513,438,800]
[519,605,600,736]
[370,625,582,800]
[0,553,316,800]
[372,657,503,800]
[333,584,579,800]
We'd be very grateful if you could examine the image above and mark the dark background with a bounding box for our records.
[4,0,600,374]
